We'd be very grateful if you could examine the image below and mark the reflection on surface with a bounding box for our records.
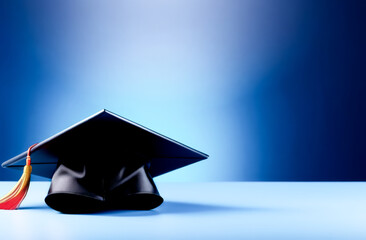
[75,201,268,217]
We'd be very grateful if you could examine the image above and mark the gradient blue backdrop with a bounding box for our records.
[1,0,365,181]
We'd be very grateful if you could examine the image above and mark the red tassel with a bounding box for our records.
[0,144,37,210]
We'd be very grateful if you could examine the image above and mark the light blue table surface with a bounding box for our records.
[0,182,365,240]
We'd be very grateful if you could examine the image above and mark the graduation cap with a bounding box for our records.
[0,109,208,213]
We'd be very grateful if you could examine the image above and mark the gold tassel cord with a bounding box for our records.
[0,144,37,210]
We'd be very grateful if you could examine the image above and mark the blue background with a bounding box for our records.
[0,0,365,181]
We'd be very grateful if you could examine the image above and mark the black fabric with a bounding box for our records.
[45,154,163,214]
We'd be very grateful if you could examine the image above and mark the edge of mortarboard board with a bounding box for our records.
[2,109,209,179]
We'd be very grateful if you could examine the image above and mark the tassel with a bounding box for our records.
[0,143,37,210]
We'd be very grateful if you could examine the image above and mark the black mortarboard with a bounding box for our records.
[0,109,208,213]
